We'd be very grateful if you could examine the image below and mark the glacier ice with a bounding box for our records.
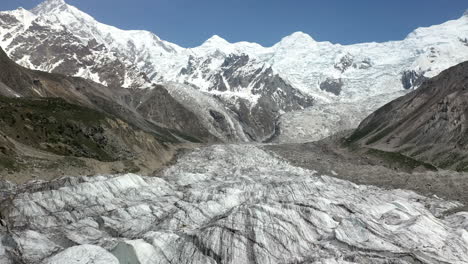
[43,245,119,264]
[0,144,467,263]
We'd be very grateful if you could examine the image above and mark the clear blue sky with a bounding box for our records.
[2,0,467,47]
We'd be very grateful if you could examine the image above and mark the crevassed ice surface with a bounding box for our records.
[274,91,407,143]
[1,144,467,264]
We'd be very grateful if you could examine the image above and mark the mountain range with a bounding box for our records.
[1,0,468,142]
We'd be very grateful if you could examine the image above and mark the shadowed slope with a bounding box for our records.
[349,61,468,171]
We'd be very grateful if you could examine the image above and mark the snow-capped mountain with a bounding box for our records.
[1,0,468,142]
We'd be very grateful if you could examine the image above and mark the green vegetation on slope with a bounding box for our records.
[365,148,437,171]
[0,96,131,163]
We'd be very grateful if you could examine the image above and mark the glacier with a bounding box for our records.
[1,1,468,263]
[1,144,467,263]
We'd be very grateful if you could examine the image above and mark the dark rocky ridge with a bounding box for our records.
[320,78,343,95]
[348,61,468,171]
[401,70,427,90]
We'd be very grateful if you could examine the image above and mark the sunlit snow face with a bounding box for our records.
[2,0,468,99]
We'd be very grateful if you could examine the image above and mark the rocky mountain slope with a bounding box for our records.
[0,44,206,141]
[2,0,468,142]
[0,96,177,181]
[349,61,468,171]
[0,45,217,181]
[1,144,467,264]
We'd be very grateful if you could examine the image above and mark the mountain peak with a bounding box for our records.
[285,32,315,42]
[198,35,232,51]
[203,35,230,45]
[275,31,316,49]
[464,9,468,17]
[31,0,67,15]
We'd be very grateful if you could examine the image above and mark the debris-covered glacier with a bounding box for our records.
[1,144,467,263]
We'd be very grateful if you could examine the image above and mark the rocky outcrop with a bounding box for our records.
[349,61,468,171]
[459,37,468,46]
[334,54,354,73]
[401,70,427,89]
[320,78,343,95]
[0,144,467,263]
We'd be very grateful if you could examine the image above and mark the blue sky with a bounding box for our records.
[2,0,467,47]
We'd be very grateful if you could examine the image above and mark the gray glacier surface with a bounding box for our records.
[0,144,468,263]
